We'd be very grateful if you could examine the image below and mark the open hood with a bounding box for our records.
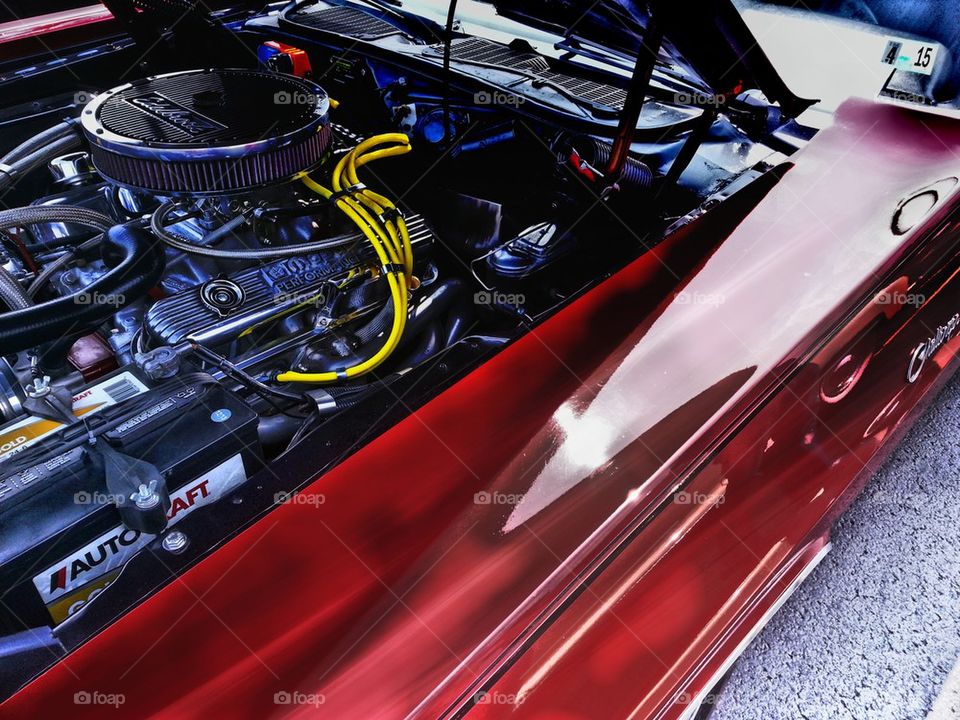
[101,0,816,118]
[486,0,818,117]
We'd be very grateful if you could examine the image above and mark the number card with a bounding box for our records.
[881,38,939,76]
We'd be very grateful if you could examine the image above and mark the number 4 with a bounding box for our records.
[883,41,901,65]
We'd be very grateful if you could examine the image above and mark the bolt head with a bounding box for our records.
[162,531,189,554]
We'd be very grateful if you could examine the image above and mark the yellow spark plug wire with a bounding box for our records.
[276,133,413,384]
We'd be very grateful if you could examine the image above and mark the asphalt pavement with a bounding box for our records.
[712,373,960,720]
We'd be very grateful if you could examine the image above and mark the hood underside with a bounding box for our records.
[486,0,818,117]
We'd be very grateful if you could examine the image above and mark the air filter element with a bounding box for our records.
[81,68,332,195]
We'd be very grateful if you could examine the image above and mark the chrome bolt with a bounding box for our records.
[161,530,189,554]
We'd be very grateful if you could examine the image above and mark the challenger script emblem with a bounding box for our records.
[127,92,226,136]
[907,312,960,383]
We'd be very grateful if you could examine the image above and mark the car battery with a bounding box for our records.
[0,371,262,629]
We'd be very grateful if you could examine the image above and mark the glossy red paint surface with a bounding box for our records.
[0,5,112,45]
[6,99,960,719]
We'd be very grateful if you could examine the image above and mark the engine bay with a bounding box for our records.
[0,0,813,696]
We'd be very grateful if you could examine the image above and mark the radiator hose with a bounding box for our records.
[0,224,164,353]
[0,205,114,235]
[0,120,82,192]
[0,202,114,310]
[0,267,30,310]
[1,120,79,165]
[0,205,117,304]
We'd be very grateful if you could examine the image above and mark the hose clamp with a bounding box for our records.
[329,183,367,201]
[381,263,405,276]
[379,207,405,224]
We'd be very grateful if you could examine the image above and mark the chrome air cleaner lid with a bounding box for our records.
[81,68,332,195]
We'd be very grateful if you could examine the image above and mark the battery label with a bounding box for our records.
[0,446,86,505]
[45,571,119,625]
[33,453,247,610]
[0,371,149,461]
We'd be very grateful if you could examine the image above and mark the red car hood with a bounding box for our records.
[6,98,960,718]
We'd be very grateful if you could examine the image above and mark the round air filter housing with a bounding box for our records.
[81,68,332,196]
